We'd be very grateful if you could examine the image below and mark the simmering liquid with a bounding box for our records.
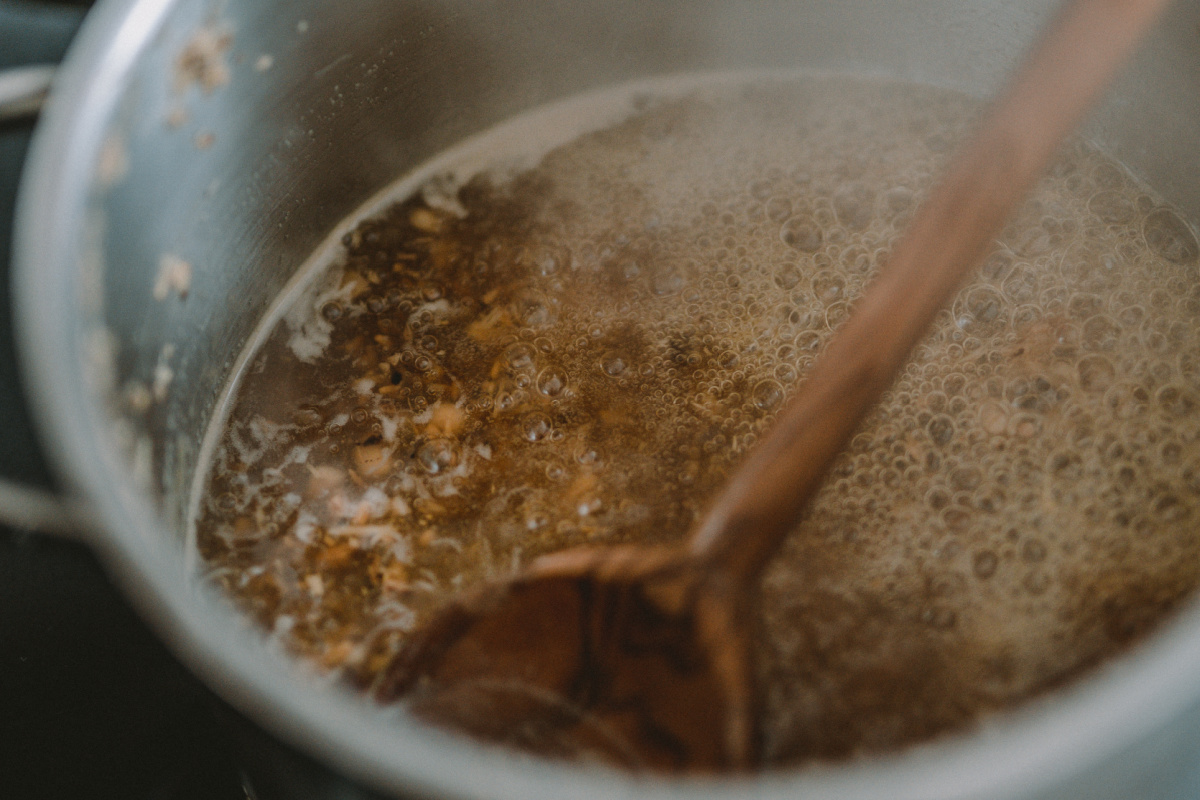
[195,74,1200,766]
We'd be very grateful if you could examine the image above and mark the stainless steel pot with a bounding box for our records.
[11,1,1200,798]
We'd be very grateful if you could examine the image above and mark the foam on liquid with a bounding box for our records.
[193,73,1200,766]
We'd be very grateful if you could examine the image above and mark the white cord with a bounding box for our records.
[0,477,80,539]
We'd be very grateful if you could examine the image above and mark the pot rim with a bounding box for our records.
[15,1,1200,798]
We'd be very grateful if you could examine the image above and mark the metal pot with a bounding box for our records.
[10,1,1200,798]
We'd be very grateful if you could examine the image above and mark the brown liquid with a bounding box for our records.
[195,74,1200,766]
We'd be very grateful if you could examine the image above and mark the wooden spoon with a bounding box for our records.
[375,0,1169,772]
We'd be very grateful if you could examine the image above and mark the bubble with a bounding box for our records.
[1067,293,1105,320]
[417,438,456,474]
[922,606,958,630]
[516,295,553,327]
[796,331,822,352]
[536,245,569,276]
[577,496,603,516]
[1156,385,1196,417]
[1088,190,1136,224]
[505,342,536,371]
[293,406,324,427]
[884,186,914,215]
[521,413,552,442]
[652,268,684,296]
[956,287,1006,337]
[950,466,982,492]
[811,271,845,304]
[825,301,849,329]
[1182,461,1200,496]
[1077,355,1116,393]
[766,197,793,223]
[1180,351,1200,389]
[523,510,551,531]
[1109,460,1136,489]
[320,302,343,322]
[1105,383,1150,420]
[1047,451,1083,480]
[717,350,740,369]
[978,402,1008,435]
[1082,316,1120,351]
[923,484,950,509]
[1009,414,1042,439]
[1153,493,1189,524]
[780,217,823,252]
[1023,571,1049,595]
[833,182,875,230]
[1144,208,1199,264]
[598,351,628,379]
[751,379,785,411]
[1011,304,1041,330]
[980,251,1014,283]
[1021,539,1047,563]
[928,415,955,446]
[774,264,802,290]
[1002,269,1038,305]
[775,363,798,384]
[1091,161,1125,189]
[537,367,568,397]
[973,550,999,578]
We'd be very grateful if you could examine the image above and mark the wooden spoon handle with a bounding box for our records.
[689,0,1171,585]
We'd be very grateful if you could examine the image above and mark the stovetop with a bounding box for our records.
[1,3,246,798]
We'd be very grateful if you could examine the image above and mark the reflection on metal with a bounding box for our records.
[0,65,55,122]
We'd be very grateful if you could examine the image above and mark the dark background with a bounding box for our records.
[1,2,245,797]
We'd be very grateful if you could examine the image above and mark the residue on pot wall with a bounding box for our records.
[174,24,232,95]
[154,254,192,301]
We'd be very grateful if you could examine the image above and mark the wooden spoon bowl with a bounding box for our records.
[377,545,755,770]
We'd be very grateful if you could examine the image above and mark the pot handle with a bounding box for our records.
[1,62,87,541]
[0,64,55,123]
[0,478,83,540]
